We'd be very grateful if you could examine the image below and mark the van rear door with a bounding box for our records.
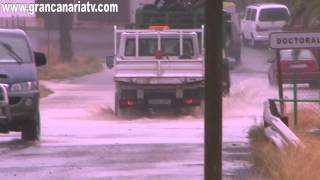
[256,8,289,34]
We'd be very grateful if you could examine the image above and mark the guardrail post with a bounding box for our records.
[281,116,289,127]
[293,73,298,128]
[276,49,285,114]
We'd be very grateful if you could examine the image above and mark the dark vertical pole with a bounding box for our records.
[205,0,222,180]
[276,49,284,114]
[59,10,73,62]
[293,72,298,128]
[47,29,50,60]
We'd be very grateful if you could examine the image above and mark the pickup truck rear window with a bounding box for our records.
[125,38,194,57]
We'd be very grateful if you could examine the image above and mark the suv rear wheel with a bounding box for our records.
[114,91,132,118]
[268,70,277,86]
[310,82,320,89]
[21,109,40,141]
[250,35,258,48]
[241,33,248,46]
[114,91,121,116]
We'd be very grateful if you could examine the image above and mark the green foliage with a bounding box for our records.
[288,0,320,30]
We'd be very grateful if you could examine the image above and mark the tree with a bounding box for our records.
[248,0,320,30]
[237,0,320,30]
[58,12,73,62]
[58,0,73,62]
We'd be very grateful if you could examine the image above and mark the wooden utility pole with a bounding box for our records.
[205,0,222,179]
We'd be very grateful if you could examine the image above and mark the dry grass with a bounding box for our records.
[249,112,320,180]
[39,84,53,98]
[37,49,104,97]
[39,57,104,80]
[285,106,320,131]
[38,49,104,80]
[248,126,278,176]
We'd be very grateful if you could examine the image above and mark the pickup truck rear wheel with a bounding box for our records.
[21,109,40,141]
[268,69,277,86]
[310,82,320,89]
[200,99,204,115]
[115,92,121,116]
[115,91,129,117]
[250,37,257,48]
[178,107,193,115]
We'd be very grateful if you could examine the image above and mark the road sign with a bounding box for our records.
[269,32,320,49]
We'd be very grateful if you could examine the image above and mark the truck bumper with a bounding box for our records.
[116,83,204,109]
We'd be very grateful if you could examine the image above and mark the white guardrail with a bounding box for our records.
[263,100,303,149]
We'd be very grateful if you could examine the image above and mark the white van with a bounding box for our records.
[240,3,289,47]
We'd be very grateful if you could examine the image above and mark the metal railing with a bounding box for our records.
[112,26,205,80]
[113,25,205,58]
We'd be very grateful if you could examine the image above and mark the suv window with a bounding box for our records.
[250,9,257,21]
[245,8,252,20]
[0,36,32,63]
[125,38,194,57]
[280,49,315,61]
[259,8,289,21]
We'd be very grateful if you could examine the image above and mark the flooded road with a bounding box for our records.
[0,69,204,179]
[0,31,315,179]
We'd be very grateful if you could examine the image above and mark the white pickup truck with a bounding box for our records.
[106,26,205,115]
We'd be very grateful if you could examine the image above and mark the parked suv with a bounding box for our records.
[0,29,46,140]
[241,3,289,47]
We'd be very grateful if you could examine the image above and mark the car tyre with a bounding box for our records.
[115,91,122,116]
[21,109,40,141]
[241,34,248,46]
[268,70,277,86]
[114,91,132,118]
[310,82,320,89]
[250,35,258,48]
[200,99,205,115]
[176,107,192,116]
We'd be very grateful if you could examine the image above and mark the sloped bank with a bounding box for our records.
[38,56,104,98]
[249,114,320,180]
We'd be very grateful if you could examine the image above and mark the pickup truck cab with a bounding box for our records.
[0,29,46,140]
[107,26,205,115]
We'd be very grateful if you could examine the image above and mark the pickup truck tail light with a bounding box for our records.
[155,50,162,59]
[120,100,136,108]
[184,98,201,106]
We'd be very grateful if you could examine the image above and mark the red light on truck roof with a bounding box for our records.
[149,26,170,31]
